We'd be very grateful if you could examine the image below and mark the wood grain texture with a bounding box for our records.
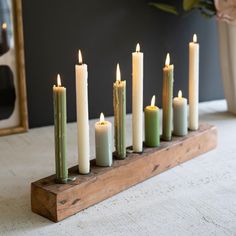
[31,123,217,222]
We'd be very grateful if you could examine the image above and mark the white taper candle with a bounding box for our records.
[189,34,199,130]
[132,43,143,152]
[75,50,90,174]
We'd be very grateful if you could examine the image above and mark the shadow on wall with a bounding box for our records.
[22,0,224,128]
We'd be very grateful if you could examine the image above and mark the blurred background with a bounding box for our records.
[22,0,223,128]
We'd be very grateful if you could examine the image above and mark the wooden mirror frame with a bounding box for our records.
[0,0,28,136]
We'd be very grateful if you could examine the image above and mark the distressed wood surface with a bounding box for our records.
[1,101,236,235]
[31,123,217,222]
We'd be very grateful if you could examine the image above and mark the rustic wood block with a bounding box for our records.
[31,123,217,222]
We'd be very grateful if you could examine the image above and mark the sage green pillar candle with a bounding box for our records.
[145,95,160,147]
[53,74,68,184]
[162,53,174,141]
[173,90,188,136]
[95,113,113,167]
[113,64,126,159]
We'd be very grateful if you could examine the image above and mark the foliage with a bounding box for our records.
[149,0,216,18]
[149,2,178,15]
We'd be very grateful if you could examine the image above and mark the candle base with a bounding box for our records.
[161,135,172,141]
[78,166,90,175]
[129,147,143,154]
[132,150,143,154]
[55,176,76,184]
[114,152,127,160]
[95,162,112,167]
[78,171,91,175]
[173,132,188,137]
[31,123,217,222]
[144,143,160,148]
[188,127,199,131]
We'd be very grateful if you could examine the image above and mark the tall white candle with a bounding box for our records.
[75,50,90,174]
[189,34,199,130]
[132,43,143,152]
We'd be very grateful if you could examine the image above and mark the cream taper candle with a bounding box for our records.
[132,43,143,152]
[189,34,199,130]
[75,50,90,174]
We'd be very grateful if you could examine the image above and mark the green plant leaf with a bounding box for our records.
[183,0,199,11]
[197,1,216,12]
[149,2,178,15]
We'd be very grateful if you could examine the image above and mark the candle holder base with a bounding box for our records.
[161,135,172,141]
[55,176,76,184]
[127,148,143,154]
[31,123,217,222]
[113,152,126,160]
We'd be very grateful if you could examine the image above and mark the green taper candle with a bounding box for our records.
[95,113,113,167]
[145,95,160,147]
[162,53,174,141]
[53,74,68,184]
[113,64,126,159]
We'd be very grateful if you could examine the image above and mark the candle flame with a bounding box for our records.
[2,22,7,30]
[100,112,105,123]
[57,74,61,87]
[116,63,121,81]
[165,53,170,66]
[151,95,155,106]
[136,43,140,53]
[178,90,182,98]
[193,34,197,43]
[78,49,83,64]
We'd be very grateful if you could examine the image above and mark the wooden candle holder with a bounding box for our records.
[31,123,217,222]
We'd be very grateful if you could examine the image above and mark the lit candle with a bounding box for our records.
[53,74,68,183]
[1,22,9,53]
[189,34,199,130]
[75,50,90,174]
[95,113,113,167]
[113,63,126,159]
[173,90,188,136]
[162,53,174,141]
[132,43,143,152]
[145,95,160,147]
